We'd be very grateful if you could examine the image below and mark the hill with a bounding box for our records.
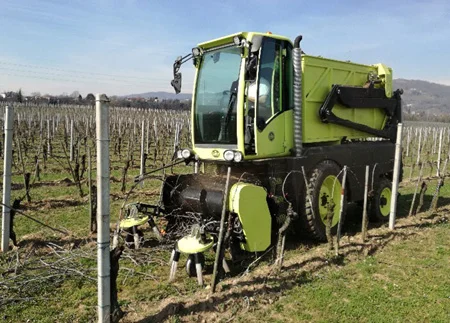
[124,91,191,100]
[394,79,450,115]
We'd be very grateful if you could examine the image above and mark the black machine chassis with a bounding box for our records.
[228,140,396,202]
[159,140,397,241]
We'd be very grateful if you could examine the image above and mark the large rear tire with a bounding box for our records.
[369,177,392,222]
[303,161,347,241]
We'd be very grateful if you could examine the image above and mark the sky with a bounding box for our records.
[0,0,449,96]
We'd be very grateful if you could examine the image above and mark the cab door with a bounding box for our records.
[254,38,290,158]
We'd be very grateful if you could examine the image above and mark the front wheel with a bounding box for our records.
[303,161,347,241]
[370,178,392,222]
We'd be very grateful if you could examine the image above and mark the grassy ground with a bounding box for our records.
[137,207,450,323]
[1,153,450,322]
[238,220,450,322]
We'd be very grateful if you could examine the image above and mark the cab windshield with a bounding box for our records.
[194,46,241,145]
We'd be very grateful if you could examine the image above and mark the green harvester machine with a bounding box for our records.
[125,32,402,282]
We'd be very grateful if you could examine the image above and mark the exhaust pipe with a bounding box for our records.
[293,35,303,157]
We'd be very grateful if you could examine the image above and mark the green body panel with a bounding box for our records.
[284,109,294,153]
[120,216,149,229]
[302,55,389,143]
[195,147,232,160]
[375,63,393,98]
[177,234,214,254]
[255,112,286,156]
[244,109,294,159]
[229,182,271,252]
[197,32,244,49]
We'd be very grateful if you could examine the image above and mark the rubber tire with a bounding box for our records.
[369,177,392,222]
[185,253,205,277]
[304,161,347,241]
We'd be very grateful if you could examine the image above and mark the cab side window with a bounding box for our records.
[256,39,282,129]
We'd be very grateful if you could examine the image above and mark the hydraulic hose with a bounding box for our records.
[293,35,303,157]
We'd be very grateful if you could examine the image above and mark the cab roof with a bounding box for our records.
[197,31,293,50]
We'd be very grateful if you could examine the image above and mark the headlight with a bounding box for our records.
[176,150,183,159]
[181,149,192,159]
[223,150,234,161]
[233,151,243,162]
[192,47,201,57]
[233,36,242,46]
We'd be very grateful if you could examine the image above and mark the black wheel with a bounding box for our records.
[185,253,205,277]
[369,177,392,222]
[303,161,347,241]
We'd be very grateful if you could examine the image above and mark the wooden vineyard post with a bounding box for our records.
[70,119,74,162]
[326,201,335,251]
[416,128,422,166]
[437,128,443,177]
[88,147,97,233]
[409,163,424,217]
[1,105,13,252]
[429,177,444,212]
[117,118,122,159]
[146,118,150,155]
[415,182,427,215]
[406,127,410,157]
[52,116,55,138]
[335,165,347,255]
[361,165,370,242]
[96,94,111,323]
[441,157,449,177]
[211,166,231,293]
[34,155,41,182]
[47,119,52,157]
[139,120,146,186]
[389,123,403,230]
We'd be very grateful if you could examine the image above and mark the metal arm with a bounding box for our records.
[319,84,403,141]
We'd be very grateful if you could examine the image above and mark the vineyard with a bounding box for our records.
[1,103,450,322]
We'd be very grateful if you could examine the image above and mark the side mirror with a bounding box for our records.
[171,56,183,94]
[171,73,182,94]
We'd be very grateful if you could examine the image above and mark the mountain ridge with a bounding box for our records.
[123,79,450,115]
[122,91,191,100]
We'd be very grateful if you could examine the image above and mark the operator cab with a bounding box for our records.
[171,32,295,162]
